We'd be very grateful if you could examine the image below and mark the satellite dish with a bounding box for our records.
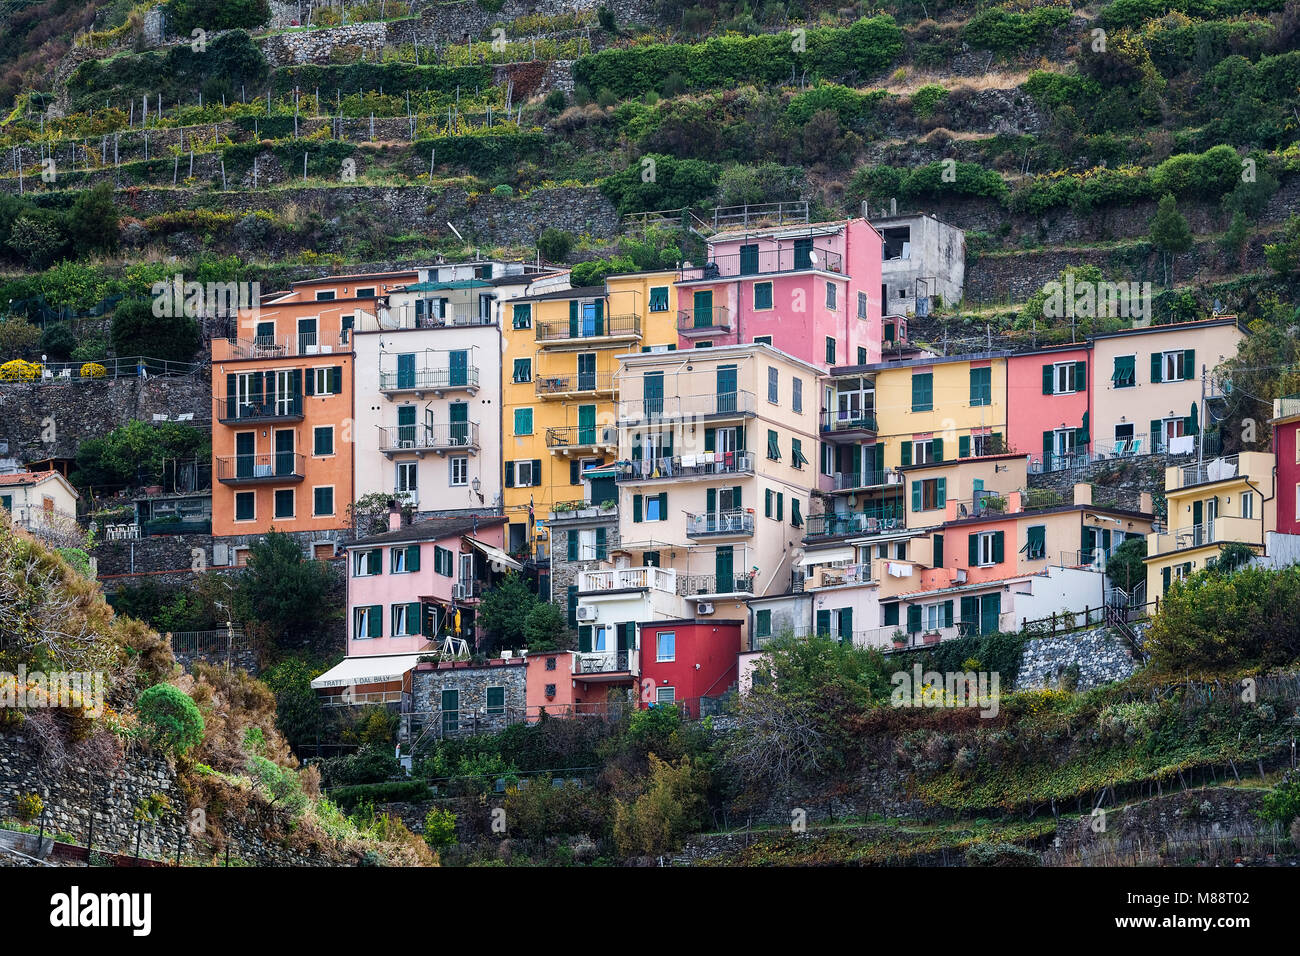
[808,251,819,266]
[1213,298,1223,315]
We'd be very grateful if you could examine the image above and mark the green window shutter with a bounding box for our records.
[504,461,514,487]
[932,437,943,462]
[332,366,342,394]
[912,481,922,512]
[632,494,643,523]
[578,625,592,653]
[883,603,899,626]
[1043,431,1053,464]
[1161,566,1171,593]
[993,530,1005,563]
[487,686,505,714]
[943,600,953,628]
[408,602,421,632]
[704,427,716,452]
[767,429,780,459]
[570,459,580,485]
[368,605,382,637]
[1182,349,1195,380]
[838,607,852,642]
[1027,525,1045,559]
[776,493,783,522]
[407,545,420,572]
[733,486,742,509]
[657,492,667,521]
[815,609,831,637]
[933,533,944,567]
[1073,360,1086,391]
[567,585,578,626]
[907,604,922,634]
[968,533,979,566]
[1043,364,1054,394]
[595,526,607,559]
[791,498,801,527]
[1151,352,1163,382]
[936,477,946,508]
[765,488,773,518]
[970,368,980,404]
[706,488,716,513]
[369,550,382,575]
[567,531,578,561]
[900,441,912,466]
[569,299,579,336]
[912,373,932,411]
[756,609,771,638]
[959,435,970,459]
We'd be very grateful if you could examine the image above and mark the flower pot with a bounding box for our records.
[923,632,941,645]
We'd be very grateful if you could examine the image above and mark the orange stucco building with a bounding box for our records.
[211,271,418,559]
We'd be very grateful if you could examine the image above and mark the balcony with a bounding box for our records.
[455,579,482,601]
[681,572,755,598]
[535,313,641,346]
[827,470,903,493]
[677,307,732,336]
[805,510,905,539]
[686,510,755,538]
[579,566,677,595]
[1147,517,1261,556]
[378,423,479,456]
[392,305,494,329]
[545,425,618,455]
[535,370,615,400]
[216,453,305,485]
[619,390,756,425]
[615,451,755,483]
[217,394,303,424]
[810,563,871,589]
[378,366,480,397]
[212,331,346,361]
[1173,455,1241,491]
[574,649,636,676]
[820,410,878,440]
[678,245,843,281]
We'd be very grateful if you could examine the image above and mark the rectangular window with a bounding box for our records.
[354,605,380,640]
[1054,362,1078,394]
[312,367,337,395]
[313,426,334,457]
[755,610,771,638]
[450,456,468,486]
[274,489,294,519]
[753,334,772,345]
[235,492,255,521]
[767,429,781,461]
[825,337,836,365]
[656,631,676,662]
[911,372,933,411]
[656,686,676,705]
[512,303,532,328]
[1163,350,1185,382]
[512,358,532,383]
[826,282,837,310]
[356,287,376,299]
[649,286,669,312]
[792,438,807,469]
[767,366,779,404]
[857,347,867,365]
[792,377,803,414]
[392,547,408,573]
[514,408,534,436]
[314,290,335,301]
[391,603,411,637]
[753,282,773,310]
[486,687,506,717]
[969,366,992,406]
[1112,354,1137,388]
[313,486,333,516]
[857,291,868,319]
[1242,491,1255,519]
[434,546,454,577]
[514,459,537,486]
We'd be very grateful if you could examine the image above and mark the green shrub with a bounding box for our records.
[536,228,574,263]
[110,298,200,362]
[39,323,77,360]
[15,792,43,821]
[137,684,205,757]
[423,807,458,848]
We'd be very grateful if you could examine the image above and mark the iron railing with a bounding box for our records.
[676,307,731,334]
[686,510,755,537]
[679,245,843,280]
[216,453,305,483]
[545,425,617,449]
[378,422,479,452]
[614,450,755,482]
[535,313,641,342]
[805,510,905,537]
[535,370,615,396]
[619,389,756,424]
[378,366,480,392]
[216,393,303,423]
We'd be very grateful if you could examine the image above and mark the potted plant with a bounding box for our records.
[923,631,942,645]
[891,629,907,650]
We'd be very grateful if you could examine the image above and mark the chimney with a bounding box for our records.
[1139,491,1154,515]
[1073,483,1093,507]
[387,499,402,531]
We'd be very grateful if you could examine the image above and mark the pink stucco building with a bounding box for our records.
[674,218,883,368]
[1006,345,1091,471]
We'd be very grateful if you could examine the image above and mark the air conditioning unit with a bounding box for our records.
[576,605,598,621]
[696,602,715,615]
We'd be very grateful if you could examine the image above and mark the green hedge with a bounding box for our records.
[1102,0,1287,30]
[573,16,903,99]
[964,5,1072,54]
[330,780,431,810]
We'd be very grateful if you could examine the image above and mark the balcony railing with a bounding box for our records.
[1175,455,1240,490]
[378,423,479,453]
[455,579,482,600]
[686,510,755,537]
[679,245,843,280]
[805,510,905,538]
[579,566,677,594]
[619,390,756,424]
[1147,516,1260,556]
[378,366,480,393]
[677,307,731,335]
[217,394,303,423]
[535,313,641,343]
[615,450,755,483]
[820,410,878,435]
[545,425,617,450]
[216,453,305,484]
[682,572,755,596]
[212,331,346,361]
[535,370,615,398]
[810,562,871,588]
[574,650,633,675]
[828,470,903,492]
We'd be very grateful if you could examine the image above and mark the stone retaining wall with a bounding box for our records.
[1015,622,1147,691]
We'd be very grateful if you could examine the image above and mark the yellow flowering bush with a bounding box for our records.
[80,362,107,378]
[0,359,42,381]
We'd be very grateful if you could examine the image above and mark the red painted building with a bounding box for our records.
[638,619,743,718]
[1271,399,1300,534]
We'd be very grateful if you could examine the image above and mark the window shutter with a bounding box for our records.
[291,368,303,400]
[1150,420,1161,448]
[567,532,577,561]
[1043,431,1053,464]
[632,495,643,523]
[1182,349,1195,380]
[959,435,970,459]
[369,550,382,575]
[304,369,315,396]
[883,603,899,626]
[993,531,1005,563]
[815,609,831,637]
[1042,364,1054,394]
[331,366,343,394]
[776,493,783,521]
[570,459,580,485]
[912,481,922,512]
[567,585,578,626]
[792,498,802,526]
[368,605,382,637]
[900,441,912,466]
[765,488,773,517]
[704,427,716,452]
[838,607,852,642]
[408,602,421,632]
[1161,566,1171,593]
[968,533,979,566]
[706,487,716,513]
[578,625,592,653]
[1151,352,1162,382]
[657,492,668,520]
[906,604,922,634]
[943,600,953,628]
[1073,360,1086,390]
[568,299,579,336]
[226,373,236,419]
[936,477,946,508]
[960,596,978,628]
[733,486,742,508]
[933,533,944,567]
[932,437,943,462]
[595,526,607,559]
[407,545,420,572]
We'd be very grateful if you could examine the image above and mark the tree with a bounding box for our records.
[64,183,119,258]
[166,0,270,34]
[1149,193,1193,286]
[423,807,458,849]
[524,600,566,650]
[612,754,709,856]
[1218,210,1250,268]
[476,572,536,652]
[235,531,337,648]
[536,228,574,263]
[137,683,205,757]
[0,316,41,357]
[39,322,77,359]
[110,297,200,362]
[8,215,64,268]
[1264,214,1300,276]
[1105,536,1148,596]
